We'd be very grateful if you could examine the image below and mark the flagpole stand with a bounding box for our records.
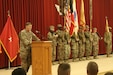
[8,60,10,69]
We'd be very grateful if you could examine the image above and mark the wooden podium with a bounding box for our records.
[32,41,52,75]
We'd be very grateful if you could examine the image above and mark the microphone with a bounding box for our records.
[35,30,40,34]
[35,30,46,40]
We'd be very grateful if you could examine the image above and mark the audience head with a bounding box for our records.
[105,72,113,75]
[12,68,26,75]
[87,61,98,75]
[58,63,70,75]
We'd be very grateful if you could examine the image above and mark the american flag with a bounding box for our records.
[65,0,78,36]
[65,9,71,33]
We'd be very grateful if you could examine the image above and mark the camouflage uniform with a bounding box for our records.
[56,24,65,63]
[71,32,79,61]
[92,28,100,59]
[64,30,71,62]
[19,29,40,72]
[104,29,112,57]
[47,26,57,63]
[84,25,92,59]
[78,26,85,60]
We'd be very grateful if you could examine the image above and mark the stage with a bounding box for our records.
[0,54,113,75]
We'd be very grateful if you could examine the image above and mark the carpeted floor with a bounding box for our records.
[0,54,113,75]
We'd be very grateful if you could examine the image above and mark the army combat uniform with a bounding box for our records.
[92,28,100,59]
[47,26,57,64]
[104,31,112,57]
[19,29,40,72]
[84,25,92,59]
[64,30,71,62]
[71,32,79,61]
[78,28,85,61]
[56,24,65,63]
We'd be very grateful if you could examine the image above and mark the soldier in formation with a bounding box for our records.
[71,32,79,61]
[92,28,101,59]
[63,27,71,62]
[104,26,112,57]
[56,24,65,63]
[84,25,92,60]
[78,25,85,61]
[47,25,58,64]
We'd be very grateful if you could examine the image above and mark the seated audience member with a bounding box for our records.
[12,68,26,75]
[58,63,70,75]
[87,61,98,75]
[105,72,113,75]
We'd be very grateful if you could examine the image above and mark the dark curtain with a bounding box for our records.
[0,0,113,68]
[92,0,113,54]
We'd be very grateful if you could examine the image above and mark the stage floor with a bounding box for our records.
[0,54,113,75]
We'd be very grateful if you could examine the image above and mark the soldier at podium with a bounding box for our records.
[19,22,40,72]
[47,25,58,64]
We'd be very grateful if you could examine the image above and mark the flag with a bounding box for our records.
[89,0,93,30]
[105,17,109,32]
[80,0,86,26]
[65,9,72,33]
[70,0,79,35]
[0,16,19,62]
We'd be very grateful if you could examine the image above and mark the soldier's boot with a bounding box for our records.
[86,56,89,60]
[82,57,86,60]
[58,60,64,64]
[58,60,61,64]
[107,53,109,57]
[86,56,91,60]
[64,59,69,63]
[73,59,75,62]
[52,61,56,65]
[107,54,111,57]
[94,56,98,59]
[73,58,78,62]
[79,57,83,61]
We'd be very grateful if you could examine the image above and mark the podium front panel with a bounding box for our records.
[32,41,52,75]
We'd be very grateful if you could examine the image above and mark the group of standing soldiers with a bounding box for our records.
[47,24,112,64]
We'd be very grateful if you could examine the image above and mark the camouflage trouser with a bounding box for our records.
[92,44,99,57]
[64,44,70,60]
[72,43,79,59]
[106,43,112,55]
[20,48,31,72]
[57,44,64,61]
[85,43,92,57]
[52,44,56,62]
[72,49,78,59]
[79,44,85,58]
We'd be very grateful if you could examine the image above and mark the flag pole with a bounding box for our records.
[7,10,11,69]
[89,0,93,32]
[8,60,11,69]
